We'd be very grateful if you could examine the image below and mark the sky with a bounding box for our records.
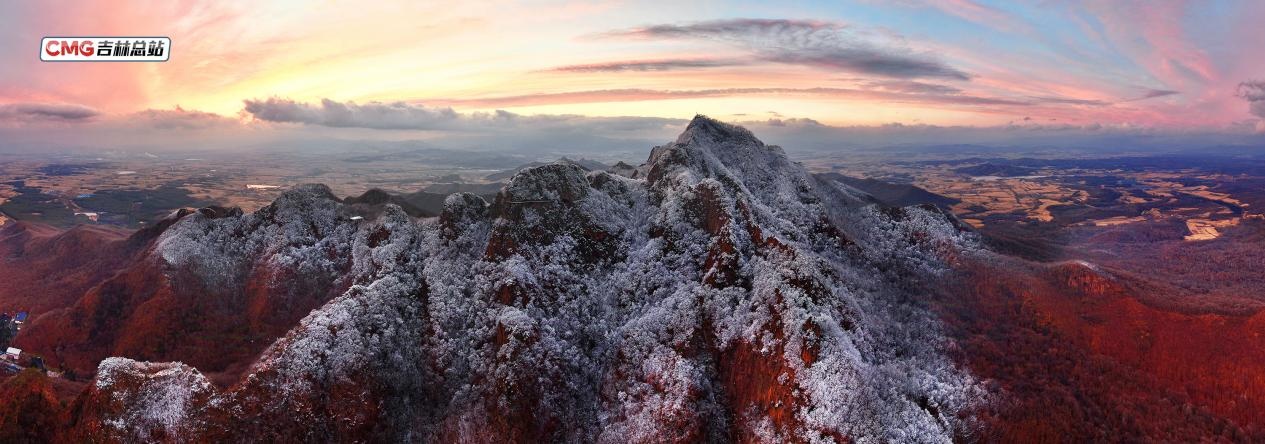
[1,0,1264,154]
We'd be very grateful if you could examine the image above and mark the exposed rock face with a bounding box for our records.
[65,358,216,442]
[44,116,984,442]
[17,185,362,379]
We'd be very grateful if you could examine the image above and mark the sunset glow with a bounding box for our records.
[3,0,1264,132]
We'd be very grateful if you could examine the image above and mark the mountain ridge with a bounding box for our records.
[40,115,984,442]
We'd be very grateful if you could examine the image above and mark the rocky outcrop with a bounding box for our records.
[65,359,216,441]
[17,185,372,378]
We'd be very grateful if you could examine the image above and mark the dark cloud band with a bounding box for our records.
[0,102,99,121]
[549,58,744,72]
[244,98,460,130]
[599,18,969,80]
[242,97,684,132]
[603,18,844,40]
[425,87,1032,108]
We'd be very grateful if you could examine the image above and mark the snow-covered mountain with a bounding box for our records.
[52,116,987,442]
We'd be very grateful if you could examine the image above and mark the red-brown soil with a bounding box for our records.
[940,258,1265,441]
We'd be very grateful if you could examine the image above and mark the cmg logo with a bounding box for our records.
[45,40,95,57]
[41,36,170,62]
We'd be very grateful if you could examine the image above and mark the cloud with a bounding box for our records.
[598,18,969,80]
[1237,81,1265,119]
[1025,95,1110,106]
[758,117,824,127]
[0,104,238,130]
[760,46,970,80]
[244,98,461,130]
[128,107,238,130]
[0,102,100,121]
[857,80,963,95]
[1118,88,1180,102]
[1140,88,1180,99]
[0,100,687,155]
[243,97,684,133]
[0,105,265,153]
[604,18,844,41]
[548,58,744,72]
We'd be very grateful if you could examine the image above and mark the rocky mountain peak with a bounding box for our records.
[28,118,983,442]
[674,114,761,147]
[502,162,590,205]
[647,115,796,193]
[439,192,489,239]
